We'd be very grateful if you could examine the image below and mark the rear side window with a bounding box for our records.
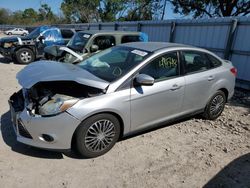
[93,35,116,50]
[207,54,222,68]
[61,29,74,39]
[182,51,210,74]
[121,35,140,43]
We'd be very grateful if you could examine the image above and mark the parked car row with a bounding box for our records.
[0,26,148,64]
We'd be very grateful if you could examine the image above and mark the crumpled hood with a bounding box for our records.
[17,61,110,90]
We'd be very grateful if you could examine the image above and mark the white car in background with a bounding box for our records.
[4,28,29,36]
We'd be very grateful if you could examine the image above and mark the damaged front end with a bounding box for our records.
[10,81,104,118]
[8,81,105,149]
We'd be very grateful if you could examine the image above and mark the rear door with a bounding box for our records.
[130,51,185,131]
[180,50,217,113]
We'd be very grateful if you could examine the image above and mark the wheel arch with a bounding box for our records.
[70,111,125,149]
[218,88,229,102]
[14,46,36,54]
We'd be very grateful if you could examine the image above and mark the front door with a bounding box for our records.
[130,51,185,132]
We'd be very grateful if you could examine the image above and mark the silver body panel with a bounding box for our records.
[17,61,109,89]
[9,43,235,150]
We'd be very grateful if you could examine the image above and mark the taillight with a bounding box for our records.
[230,68,237,77]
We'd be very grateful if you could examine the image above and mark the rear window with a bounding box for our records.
[207,54,222,68]
[121,35,140,43]
[60,29,75,39]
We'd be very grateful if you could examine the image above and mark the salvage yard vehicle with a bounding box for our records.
[4,28,29,36]
[44,30,148,63]
[0,26,76,64]
[9,42,236,158]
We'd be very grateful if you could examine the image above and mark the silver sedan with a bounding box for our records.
[9,42,236,158]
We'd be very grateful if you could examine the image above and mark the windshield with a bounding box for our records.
[77,46,151,82]
[67,32,91,51]
[27,27,40,38]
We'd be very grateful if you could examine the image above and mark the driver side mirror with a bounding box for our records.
[90,44,99,53]
[134,74,154,86]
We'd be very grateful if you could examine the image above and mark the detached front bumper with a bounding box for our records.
[9,92,81,150]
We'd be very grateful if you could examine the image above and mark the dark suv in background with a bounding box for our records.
[0,26,76,64]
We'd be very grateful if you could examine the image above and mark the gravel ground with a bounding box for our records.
[0,34,249,188]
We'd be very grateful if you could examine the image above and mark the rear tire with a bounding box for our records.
[75,113,120,158]
[15,48,35,64]
[202,90,226,120]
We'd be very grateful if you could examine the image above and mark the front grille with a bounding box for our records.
[17,120,32,139]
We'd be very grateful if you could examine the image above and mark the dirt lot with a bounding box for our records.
[0,33,249,188]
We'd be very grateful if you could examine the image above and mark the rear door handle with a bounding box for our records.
[171,84,182,91]
[208,75,215,81]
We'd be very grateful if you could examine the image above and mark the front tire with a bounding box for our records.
[15,48,35,64]
[75,113,120,158]
[8,32,12,35]
[203,90,226,120]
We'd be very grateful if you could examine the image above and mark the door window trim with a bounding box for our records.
[138,50,181,83]
[180,50,213,75]
[116,50,182,91]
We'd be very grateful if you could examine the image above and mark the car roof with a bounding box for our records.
[118,42,194,52]
[78,30,140,35]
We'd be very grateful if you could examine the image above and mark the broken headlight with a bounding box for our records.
[38,94,78,116]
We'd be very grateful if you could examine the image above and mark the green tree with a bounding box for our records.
[22,8,38,24]
[99,0,124,22]
[0,8,11,24]
[22,8,38,19]
[38,3,56,22]
[121,0,166,21]
[61,0,99,23]
[168,0,250,18]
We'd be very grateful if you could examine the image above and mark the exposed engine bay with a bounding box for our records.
[11,81,104,117]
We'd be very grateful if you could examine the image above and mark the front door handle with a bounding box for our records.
[171,84,182,91]
[208,75,215,81]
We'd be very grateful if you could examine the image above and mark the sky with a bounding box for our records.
[0,0,183,20]
[0,0,63,14]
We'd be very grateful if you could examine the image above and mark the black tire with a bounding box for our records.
[15,48,35,64]
[22,33,27,36]
[8,32,12,35]
[75,113,120,158]
[202,90,226,120]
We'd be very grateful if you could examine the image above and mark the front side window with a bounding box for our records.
[78,46,151,82]
[67,32,92,51]
[27,27,41,38]
[93,35,115,50]
[182,51,210,74]
[140,52,179,81]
